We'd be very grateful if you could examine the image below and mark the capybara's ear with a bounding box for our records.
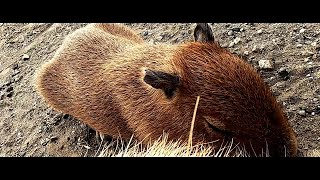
[194,23,214,43]
[143,69,180,98]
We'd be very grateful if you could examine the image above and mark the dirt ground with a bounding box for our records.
[1,23,320,157]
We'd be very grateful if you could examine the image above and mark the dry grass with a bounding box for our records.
[97,134,248,157]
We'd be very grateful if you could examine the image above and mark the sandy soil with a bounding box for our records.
[1,23,320,157]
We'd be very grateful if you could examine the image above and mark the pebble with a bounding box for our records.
[252,45,258,52]
[232,27,241,32]
[244,51,249,56]
[299,28,306,33]
[311,42,317,47]
[278,67,289,78]
[313,98,318,102]
[311,112,315,116]
[240,28,244,32]
[258,60,273,70]
[297,44,303,48]
[228,41,235,48]
[257,29,263,34]
[233,37,241,45]
[143,31,148,36]
[22,54,29,60]
[83,145,91,150]
[221,42,229,48]
[304,57,310,62]
[306,74,311,77]
[227,30,233,36]
[156,35,163,41]
[298,110,306,116]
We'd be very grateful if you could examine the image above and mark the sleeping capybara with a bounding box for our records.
[34,23,298,157]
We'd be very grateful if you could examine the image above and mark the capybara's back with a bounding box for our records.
[34,23,298,157]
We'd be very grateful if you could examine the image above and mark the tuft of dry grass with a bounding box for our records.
[97,134,248,157]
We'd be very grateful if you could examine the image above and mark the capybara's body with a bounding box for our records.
[34,23,298,156]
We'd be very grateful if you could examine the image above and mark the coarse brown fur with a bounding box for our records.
[34,23,298,157]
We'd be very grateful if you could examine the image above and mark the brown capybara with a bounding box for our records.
[34,23,298,157]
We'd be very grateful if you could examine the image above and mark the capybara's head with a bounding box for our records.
[143,23,298,157]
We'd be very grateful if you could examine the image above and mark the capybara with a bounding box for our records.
[34,23,298,157]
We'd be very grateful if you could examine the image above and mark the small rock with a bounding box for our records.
[240,28,244,32]
[306,74,311,77]
[228,41,235,48]
[299,28,306,33]
[156,35,163,41]
[311,42,317,47]
[143,31,148,36]
[298,110,306,116]
[221,42,229,48]
[233,37,241,45]
[257,29,263,34]
[244,51,249,56]
[252,45,258,52]
[297,44,303,48]
[278,67,289,78]
[258,60,273,70]
[313,98,318,102]
[227,30,233,36]
[232,27,241,32]
[307,61,313,65]
[304,57,310,62]
[311,112,315,116]
[22,54,29,60]
[83,145,91,150]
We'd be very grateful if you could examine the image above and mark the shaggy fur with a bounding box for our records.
[34,23,298,157]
